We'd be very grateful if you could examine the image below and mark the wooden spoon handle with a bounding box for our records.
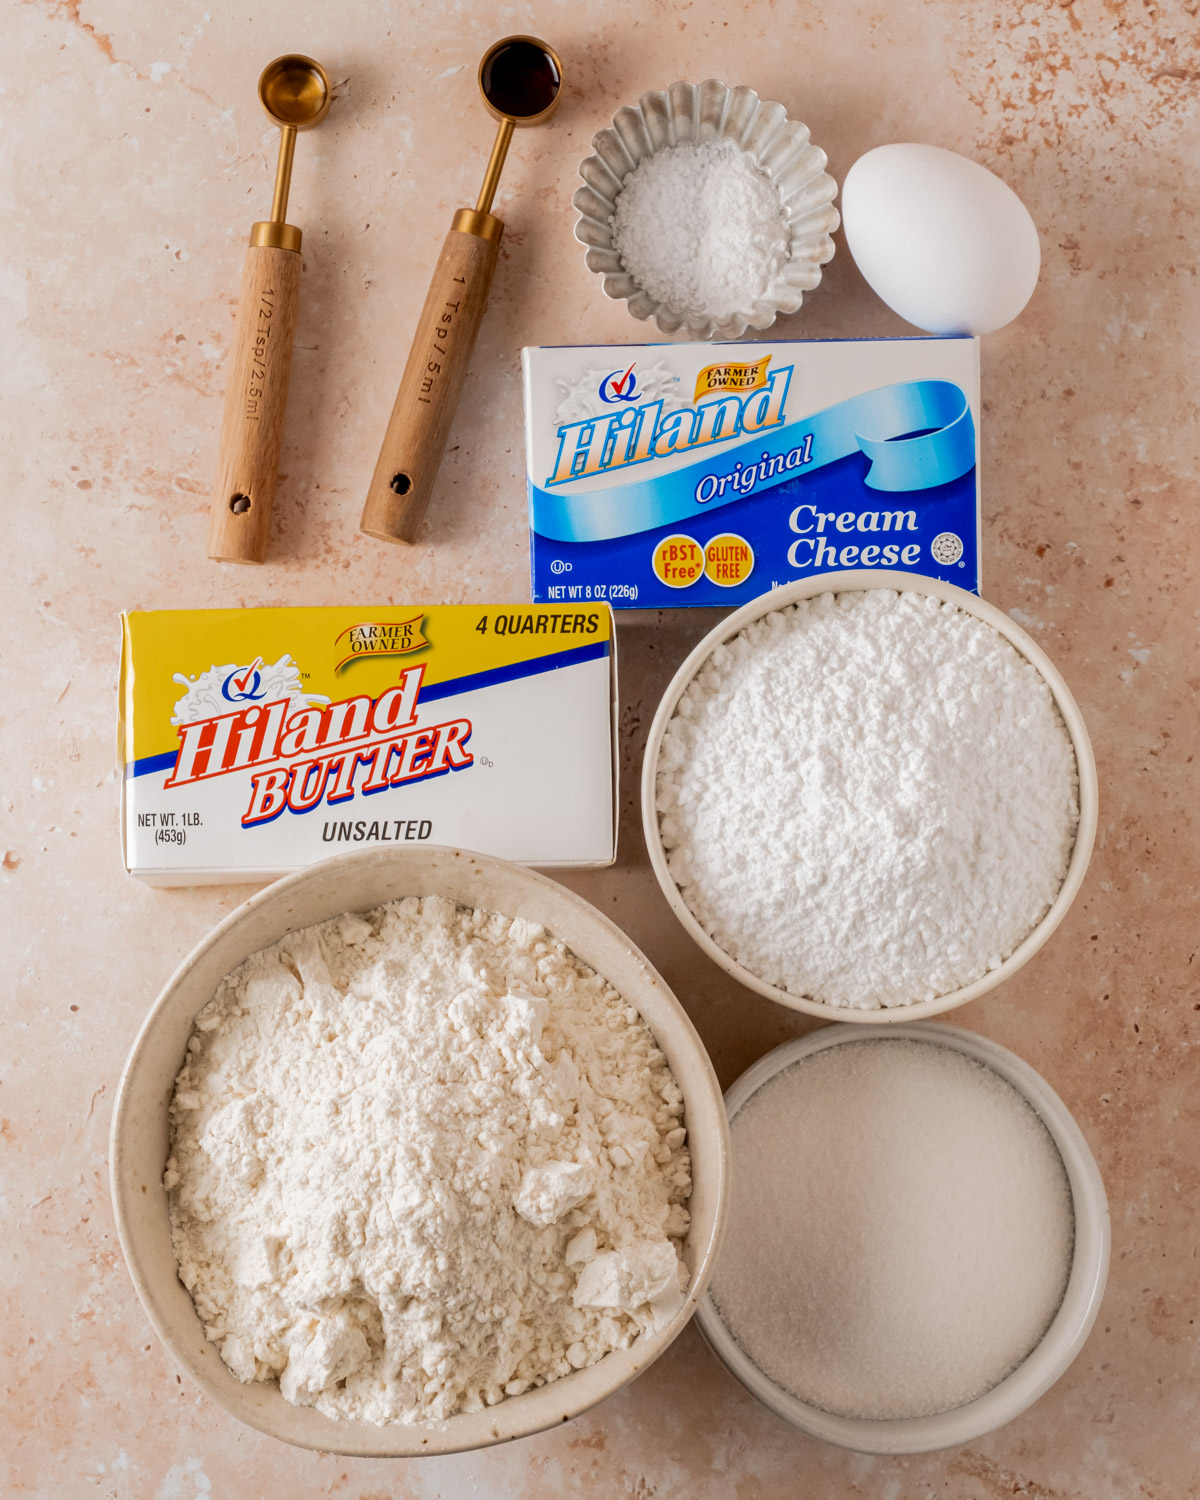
[361,212,502,546]
[207,244,302,564]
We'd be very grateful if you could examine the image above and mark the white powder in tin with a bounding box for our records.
[165,896,692,1425]
[656,590,1079,1009]
[611,139,789,319]
[710,1039,1074,1421]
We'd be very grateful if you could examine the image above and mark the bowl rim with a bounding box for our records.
[572,77,839,341]
[639,569,1099,1021]
[109,844,730,1457]
[693,1020,1111,1454]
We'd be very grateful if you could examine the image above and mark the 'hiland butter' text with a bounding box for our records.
[164,666,473,828]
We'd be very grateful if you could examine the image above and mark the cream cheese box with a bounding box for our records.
[523,336,981,608]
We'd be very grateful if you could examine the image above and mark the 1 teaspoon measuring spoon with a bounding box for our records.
[207,54,332,564]
[361,36,563,546]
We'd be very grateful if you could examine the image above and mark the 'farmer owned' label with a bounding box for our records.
[523,337,981,609]
[120,605,617,885]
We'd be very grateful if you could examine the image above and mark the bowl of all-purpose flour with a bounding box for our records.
[110,846,729,1456]
[643,571,1097,1019]
[574,80,839,339]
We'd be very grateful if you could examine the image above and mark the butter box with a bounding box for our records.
[523,336,981,609]
[119,604,617,885]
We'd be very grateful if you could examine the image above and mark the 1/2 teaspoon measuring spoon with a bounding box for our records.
[207,54,331,564]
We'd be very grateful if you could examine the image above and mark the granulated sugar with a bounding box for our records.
[610,139,789,319]
[709,1039,1074,1421]
[656,590,1079,1008]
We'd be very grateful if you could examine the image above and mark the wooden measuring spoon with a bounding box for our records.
[360,37,562,546]
[207,55,331,564]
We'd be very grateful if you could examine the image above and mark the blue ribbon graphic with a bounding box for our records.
[530,379,976,544]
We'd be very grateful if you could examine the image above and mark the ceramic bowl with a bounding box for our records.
[694,1022,1110,1453]
[573,80,839,340]
[641,570,1098,1020]
[110,845,730,1456]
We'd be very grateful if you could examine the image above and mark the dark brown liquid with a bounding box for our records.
[480,39,560,119]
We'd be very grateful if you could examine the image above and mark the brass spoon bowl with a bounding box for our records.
[253,54,331,246]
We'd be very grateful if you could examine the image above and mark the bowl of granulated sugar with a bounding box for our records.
[696,1023,1109,1453]
[643,570,1098,1019]
[574,80,839,339]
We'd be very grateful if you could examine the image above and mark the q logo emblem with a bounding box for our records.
[220,657,266,703]
[598,363,639,403]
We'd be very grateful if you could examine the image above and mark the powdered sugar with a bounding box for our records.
[610,139,789,320]
[165,896,691,1425]
[656,590,1079,1008]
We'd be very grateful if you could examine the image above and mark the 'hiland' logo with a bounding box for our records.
[164,666,473,828]
[547,366,793,486]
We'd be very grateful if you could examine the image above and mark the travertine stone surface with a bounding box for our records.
[2,0,1197,1494]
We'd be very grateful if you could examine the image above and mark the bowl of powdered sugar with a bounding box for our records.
[574,80,839,339]
[644,570,1098,1018]
[110,846,728,1455]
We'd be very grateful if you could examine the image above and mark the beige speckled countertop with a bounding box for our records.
[3,1,1198,1495]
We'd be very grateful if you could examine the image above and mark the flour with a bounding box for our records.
[165,896,692,1424]
[656,590,1079,1008]
[610,139,789,319]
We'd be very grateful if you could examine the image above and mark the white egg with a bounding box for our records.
[842,143,1041,335]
